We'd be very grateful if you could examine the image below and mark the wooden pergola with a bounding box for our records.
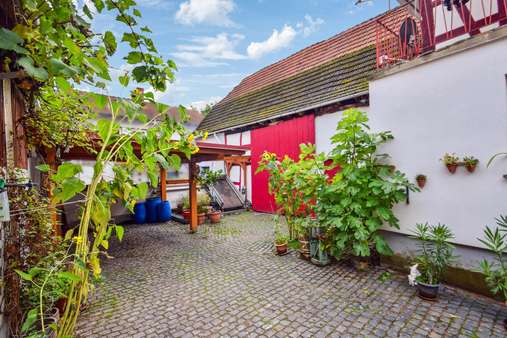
[57,141,247,234]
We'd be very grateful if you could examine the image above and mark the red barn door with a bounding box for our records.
[250,114,315,213]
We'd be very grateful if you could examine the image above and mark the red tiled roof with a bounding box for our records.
[221,5,412,103]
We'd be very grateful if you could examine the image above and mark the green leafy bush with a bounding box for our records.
[411,223,455,285]
[198,169,224,188]
[317,109,416,258]
[478,215,507,301]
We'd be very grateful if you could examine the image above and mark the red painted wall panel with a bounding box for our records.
[250,114,315,213]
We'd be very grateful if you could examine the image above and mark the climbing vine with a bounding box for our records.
[0,0,203,336]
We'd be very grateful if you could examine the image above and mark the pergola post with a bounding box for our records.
[189,161,198,233]
[160,167,167,201]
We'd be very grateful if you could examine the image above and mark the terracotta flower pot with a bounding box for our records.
[182,209,191,220]
[446,164,458,174]
[197,213,206,225]
[416,177,426,189]
[298,237,310,260]
[275,242,288,255]
[465,164,477,173]
[208,211,221,223]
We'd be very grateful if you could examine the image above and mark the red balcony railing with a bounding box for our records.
[375,6,423,68]
[375,0,507,68]
[420,0,507,49]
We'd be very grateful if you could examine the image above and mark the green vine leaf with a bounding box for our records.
[21,308,38,333]
[35,164,50,173]
[17,56,48,81]
[48,58,77,77]
[14,269,33,281]
[103,31,117,56]
[0,28,28,54]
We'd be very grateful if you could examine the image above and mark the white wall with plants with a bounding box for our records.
[368,36,507,250]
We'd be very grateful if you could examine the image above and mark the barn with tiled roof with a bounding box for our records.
[197,5,415,213]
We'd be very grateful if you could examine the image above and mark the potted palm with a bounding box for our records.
[440,153,459,174]
[463,155,479,173]
[409,223,455,300]
[478,215,507,330]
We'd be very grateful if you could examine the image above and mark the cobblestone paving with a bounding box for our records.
[77,212,507,338]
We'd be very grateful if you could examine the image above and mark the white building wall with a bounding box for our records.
[315,107,371,154]
[368,36,507,252]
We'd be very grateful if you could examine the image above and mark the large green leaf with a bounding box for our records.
[49,58,77,77]
[15,269,33,281]
[16,56,48,81]
[60,177,86,202]
[21,308,38,333]
[52,162,83,183]
[103,31,117,56]
[167,154,181,170]
[153,153,169,169]
[0,28,28,54]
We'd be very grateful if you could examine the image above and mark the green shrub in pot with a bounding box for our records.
[409,223,455,300]
[317,109,417,260]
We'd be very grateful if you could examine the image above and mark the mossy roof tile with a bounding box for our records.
[198,46,376,133]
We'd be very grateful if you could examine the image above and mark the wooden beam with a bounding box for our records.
[160,167,167,201]
[189,162,198,233]
[167,178,190,185]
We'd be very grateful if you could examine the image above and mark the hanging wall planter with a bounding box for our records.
[415,174,427,189]
[440,153,459,174]
[463,156,479,173]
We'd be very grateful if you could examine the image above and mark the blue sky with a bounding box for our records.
[88,0,392,110]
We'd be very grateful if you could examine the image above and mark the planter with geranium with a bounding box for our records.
[478,215,507,329]
[440,153,459,174]
[463,156,479,173]
[408,223,455,300]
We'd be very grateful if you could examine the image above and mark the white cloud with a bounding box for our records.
[190,96,222,111]
[247,25,297,59]
[175,0,236,27]
[297,15,325,37]
[172,33,246,67]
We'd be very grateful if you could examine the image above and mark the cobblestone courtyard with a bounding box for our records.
[77,212,507,337]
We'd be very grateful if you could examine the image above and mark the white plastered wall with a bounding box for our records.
[368,36,507,252]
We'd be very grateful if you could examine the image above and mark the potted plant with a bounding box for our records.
[463,155,479,173]
[275,233,289,255]
[207,209,222,223]
[294,217,313,260]
[415,174,427,189]
[197,205,207,225]
[478,215,507,330]
[409,223,455,300]
[440,153,459,174]
[181,196,191,220]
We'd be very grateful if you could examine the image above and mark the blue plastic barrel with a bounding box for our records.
[157,200,172,222]
[133,202,146,224]
[145,197,161,223]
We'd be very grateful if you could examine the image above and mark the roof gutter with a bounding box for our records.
[206,91,369,134]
